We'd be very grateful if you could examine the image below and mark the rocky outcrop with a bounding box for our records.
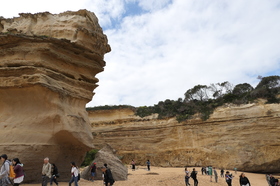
[0,10,110,182]
[89,102,280,173]
[81,144,128,181]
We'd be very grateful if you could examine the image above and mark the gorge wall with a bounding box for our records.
[89,101,280,173]
[0,10,110,182]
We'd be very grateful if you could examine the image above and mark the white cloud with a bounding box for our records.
[89,0,280,107]
[0,1,279,107]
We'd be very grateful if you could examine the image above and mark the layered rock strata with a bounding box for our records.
[0,10,110,182]
[89,102,280,173]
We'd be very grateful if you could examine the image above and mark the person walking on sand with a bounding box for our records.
[131,160,135,171]
[239,173,251,186]
[208,166,213,182]
[221,168,224,178]
[201,167,204,175]
[42,157,52,186]
[146,160,150,171]
[50,163,59,186]
[184,167,190,186]
[191,168,198,186]
[69,162,79,186]
[0,154,11,186]
[101,166,115,186]
[12,158,24,186]
[225,171,234,186]
[213,167,218,183]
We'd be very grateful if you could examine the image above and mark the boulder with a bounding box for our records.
[81,144,128,181]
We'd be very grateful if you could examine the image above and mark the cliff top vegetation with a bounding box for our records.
[87,75,280,122]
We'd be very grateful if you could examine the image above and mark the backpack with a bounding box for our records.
[9,164,16,179]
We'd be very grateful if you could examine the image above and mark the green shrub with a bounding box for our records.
[81,149,99,167]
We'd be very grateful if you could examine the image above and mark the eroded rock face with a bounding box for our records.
[89,103,280,173]
[0,10,110,182]
[81,144,128,181]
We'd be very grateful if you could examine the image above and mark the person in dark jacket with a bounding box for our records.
[101,166,115,186]
[239,173,250,186]
[50,164,59,186]
[190,168,198,186]
[269,174,279,186]
[225,171,234,186]
[90,162,96,182]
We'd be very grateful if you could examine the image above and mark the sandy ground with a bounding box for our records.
[21,166,269,186]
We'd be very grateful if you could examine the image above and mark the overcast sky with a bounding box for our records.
[1,0,280,107]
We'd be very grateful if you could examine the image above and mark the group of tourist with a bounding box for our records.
[184,167,254,186]
[0,154,24,186]
[200,166,218,182]
[131,159,151,171]
[267,174,280,186]
[41,157,78,186]
[89,162,115,186]
[0,154,115,186]
[43,158,115,186]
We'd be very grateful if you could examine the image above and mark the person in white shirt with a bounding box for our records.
[69,162,79,186]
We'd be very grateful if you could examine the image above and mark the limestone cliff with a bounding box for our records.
[89,102,280,173]
[0,10,110,182]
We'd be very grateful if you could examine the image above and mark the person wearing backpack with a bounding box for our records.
[190,168,198,186]
[12,158,24,186]
[0,154,11,186]
[50,163,59,186]
[69,162,79,186]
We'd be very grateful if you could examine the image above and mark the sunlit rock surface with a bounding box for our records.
[89,102,280,173]
[0,10,110,182]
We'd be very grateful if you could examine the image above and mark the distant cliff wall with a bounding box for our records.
[89,102,280,173]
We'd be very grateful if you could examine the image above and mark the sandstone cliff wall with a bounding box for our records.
[89,103,280,173]
[0,10,110,182]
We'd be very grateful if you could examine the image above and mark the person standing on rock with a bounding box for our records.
[131,160,135,171]
[101,166,115,186]
[239,173,251,186]
[0,154,11,186]
[12,158,24,186]
[225,171,234,186]
[42,157,52,186]
[146,160,151,171]
[90,162,96,182]
[184,167,190,186]
[190,168,198,186]
[213,167,218,183]
[69,162,79,186]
